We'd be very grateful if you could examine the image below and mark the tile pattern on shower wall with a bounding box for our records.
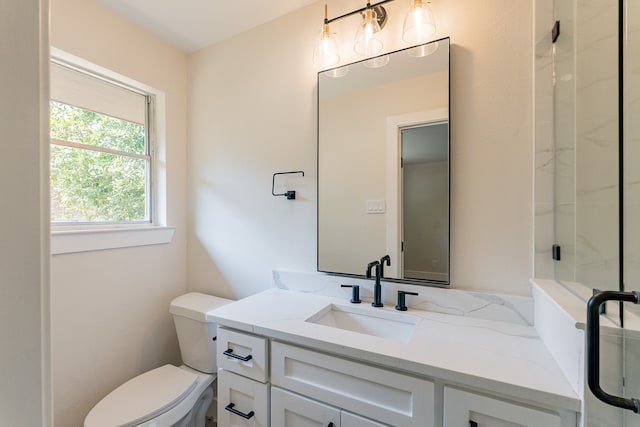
[624,0,640,306]
[553,0,577,283]
[575,0,620,291]
[534,0,555,279]
[623,332,640,427]
[584,331,625,427]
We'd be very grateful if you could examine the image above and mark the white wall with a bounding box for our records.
[187,0,534,297]
[0,0,51,425]
[49,0,188,425]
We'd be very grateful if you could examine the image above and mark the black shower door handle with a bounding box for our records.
[586,290,640,413]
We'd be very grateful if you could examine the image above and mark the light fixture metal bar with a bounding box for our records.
[325,0,395,24]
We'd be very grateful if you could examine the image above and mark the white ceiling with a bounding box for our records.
[96,0,319,53]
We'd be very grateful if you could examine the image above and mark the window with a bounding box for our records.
[50,61,153,224]
[49,51,174,255]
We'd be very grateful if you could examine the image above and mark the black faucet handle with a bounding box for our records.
[396,290,419,311]
[341,284,362,304]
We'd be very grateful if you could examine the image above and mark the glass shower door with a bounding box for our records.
[622,0,640,424]
[584,0,640,424]
[549,0,640,423]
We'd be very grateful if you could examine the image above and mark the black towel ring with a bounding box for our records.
[272,171,304,200]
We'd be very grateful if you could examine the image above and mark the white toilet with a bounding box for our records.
[84,292,233,427]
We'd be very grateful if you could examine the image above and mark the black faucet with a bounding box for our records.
[379,255,391,278]
[366,260,383,307]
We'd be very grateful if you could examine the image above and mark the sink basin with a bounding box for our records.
[305,304,418,342]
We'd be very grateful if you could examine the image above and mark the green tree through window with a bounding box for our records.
[50,101,149,223]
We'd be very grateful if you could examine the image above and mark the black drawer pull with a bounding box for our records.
[223,348,253,362]
[470,421,478,427]
[225,403,255,419]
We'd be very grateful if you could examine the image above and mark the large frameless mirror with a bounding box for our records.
[317,37,450,285]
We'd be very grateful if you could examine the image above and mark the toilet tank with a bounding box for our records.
[169,292,233,373]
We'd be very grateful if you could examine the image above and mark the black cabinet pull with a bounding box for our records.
[328,423,334,427]
[225,403,255,419]
[587,290,640,413]
[223,348,253,362]
[469,421,478,427]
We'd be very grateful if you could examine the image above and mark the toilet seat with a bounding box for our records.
[84,365,199,427]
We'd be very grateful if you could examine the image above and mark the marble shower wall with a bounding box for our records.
[553,0,577,283]
[575,0,620,292]
[535,0,621,293]
[624,3,640,426]
[534,0,578,282]
[625,0,640,306]
[534,0,555,279]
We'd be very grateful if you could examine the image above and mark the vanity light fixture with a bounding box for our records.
[402,0,437,44]
[353,5,384,56]
[313,0,394,66]
[312,4,340,68]
[313,1,437,68]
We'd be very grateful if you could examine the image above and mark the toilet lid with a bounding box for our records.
[85,365,198,427]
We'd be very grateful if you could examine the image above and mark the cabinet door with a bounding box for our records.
[218,370,269,427]
[272,342,434,427]
[341,411,390,426]
[272,387,340,427]
[444,387,563,427]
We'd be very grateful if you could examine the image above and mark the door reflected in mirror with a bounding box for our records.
[318,38,450,285]
[401,123,449,281]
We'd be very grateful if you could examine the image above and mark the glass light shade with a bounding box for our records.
[313,24,340,68]
[364,55,389,68]
[354,8,383,56]
[402,0,436,45]
[407,41,438,58]
[326,65,349,78]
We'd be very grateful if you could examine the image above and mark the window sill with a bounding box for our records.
[51,225,176,255]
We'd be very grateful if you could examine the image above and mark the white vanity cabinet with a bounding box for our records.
[215,325,576,427]
[271,342,434,427]
[217,327,269,427]
[271,387,340,426]
[271,387,389,426]
[443,387,575,427]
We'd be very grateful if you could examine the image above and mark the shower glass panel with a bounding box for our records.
[552,0,620,297]
[543,0,639,422]
[624,4,640,424]
[625,0,640,310]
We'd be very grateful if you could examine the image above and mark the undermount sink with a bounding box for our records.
[305,303,419,342]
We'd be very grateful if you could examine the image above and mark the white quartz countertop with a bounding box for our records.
[209,288,580,412]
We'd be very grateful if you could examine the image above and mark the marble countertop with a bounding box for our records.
[209,288,581,412]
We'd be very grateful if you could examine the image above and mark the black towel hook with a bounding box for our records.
[272,171,304,200]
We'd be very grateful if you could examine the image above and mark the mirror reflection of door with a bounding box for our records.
[401,123,449,281]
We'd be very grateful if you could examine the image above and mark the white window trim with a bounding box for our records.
[50,48,172,254]
[51,226,176,255]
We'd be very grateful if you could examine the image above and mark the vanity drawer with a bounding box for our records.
[217,369,269,427]
[217,327,268,383]
[271,342,435,427]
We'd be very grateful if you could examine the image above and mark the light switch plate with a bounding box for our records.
[366,199,386,214]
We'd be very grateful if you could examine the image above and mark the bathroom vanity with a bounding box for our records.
[211,288,579,427]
